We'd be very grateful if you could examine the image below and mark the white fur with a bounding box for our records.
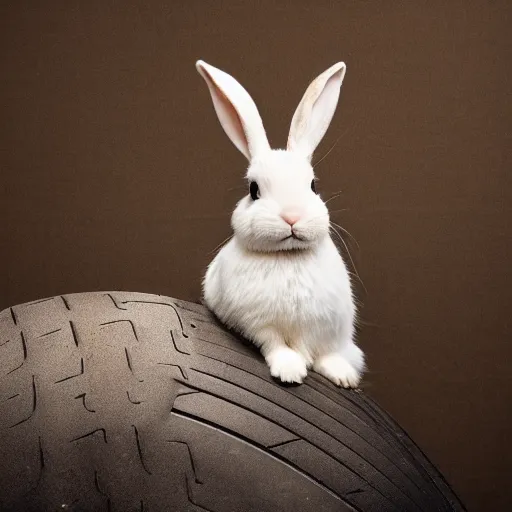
[197,60,365,387]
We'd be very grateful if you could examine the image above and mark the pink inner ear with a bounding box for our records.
[199,65,251,160]
[307,70,342,143]
[288,64,345,158]
[214,87,249,158]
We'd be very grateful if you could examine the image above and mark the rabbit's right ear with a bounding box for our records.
[196,60,270,160]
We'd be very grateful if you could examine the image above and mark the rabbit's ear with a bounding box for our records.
[287,62,346,160]
[196,60,270,160]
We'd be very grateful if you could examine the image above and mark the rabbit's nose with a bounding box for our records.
[281,213,301,226]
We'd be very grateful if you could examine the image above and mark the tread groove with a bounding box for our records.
[170,330,190,355]
[359,392,462,508]
[100,319,138,341]
[176,390,200,398]
[133,425,152,475]
[121,300,188,337]
[305,377,433,466]
[38,328,62,338]
[2,393,20,403]
[185,475,215,512]
[195,335,253,358]
[55,358,84,384]
[127,391,143,404]
[105,293,127,310]
[173,410,359,511]
[197,348,430,497]
[125,348,143,382]
[75,393,96,413]
[267,438,300,449]
[174,302,210,318]
[36,436,45,485]
[187,368,425,511]
[157,362,188,380]
[10,307,17,325]
[174,380,299,446]
[194,354,428,510]
[71,428,107,444]
[173,378,390,508]
[167,440,203,484]
[38,435,45,468]
[94,470,112,512]
[338,390,447,492]
[0,292,464,511]
[69,321,79,347]
[6,332,28,375]
[9,375,37,428]
[61,295,71,311]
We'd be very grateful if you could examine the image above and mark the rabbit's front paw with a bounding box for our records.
[314,353,361,388]
[266,347,308,384]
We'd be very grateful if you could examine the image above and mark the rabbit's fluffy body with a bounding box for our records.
[197,60,365,387]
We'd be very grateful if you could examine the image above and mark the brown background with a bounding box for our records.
[1,1,511,510]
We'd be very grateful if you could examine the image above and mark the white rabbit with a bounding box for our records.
[196,59,365,387]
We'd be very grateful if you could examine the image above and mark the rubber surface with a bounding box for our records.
[0,292,465,511]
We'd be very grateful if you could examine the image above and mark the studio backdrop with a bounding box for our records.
[1,2,511,511]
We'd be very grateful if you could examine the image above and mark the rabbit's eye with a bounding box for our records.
[311,180,317,194]
[250,181,260,200]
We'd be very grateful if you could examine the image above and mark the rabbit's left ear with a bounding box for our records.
[196,60,270,160]
[287,62,346,160]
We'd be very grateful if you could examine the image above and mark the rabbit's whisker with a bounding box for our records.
[209,234,234,255]
[329,224,367,295]
[329,220,360,249]
[313,126,350,167]
[323,192,343,205]
[327,208,349,214]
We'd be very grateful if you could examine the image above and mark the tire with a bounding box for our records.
[0,292,465,512]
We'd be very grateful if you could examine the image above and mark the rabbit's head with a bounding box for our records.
[197,60,346,253]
